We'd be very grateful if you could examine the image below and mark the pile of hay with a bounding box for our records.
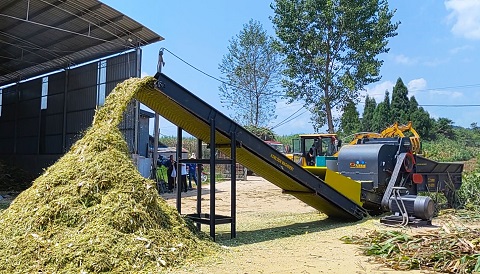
[0,77,216,273]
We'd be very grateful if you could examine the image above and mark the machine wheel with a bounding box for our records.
[201,173,208,183]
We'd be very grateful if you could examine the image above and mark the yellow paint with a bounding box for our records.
[324,169,363,206]
[303,166,362,206]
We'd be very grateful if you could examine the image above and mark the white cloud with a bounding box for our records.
[449,44,474,54]
[141,71,150,77]
[394,54,416,65]
[445,0,480,40]
[407,78,427,96]
[365,81,394,102]
[429,89,464,98]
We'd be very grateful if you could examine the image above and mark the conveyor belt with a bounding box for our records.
[135,74,366,220]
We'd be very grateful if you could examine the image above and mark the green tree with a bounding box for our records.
[362,95,377,132]
[435,117,455,139]
[409,96,434,139]
[271,0,398,133]
[340,99,361,136]
[244,125,276,141]
[390,78,410,124]
[219,20,282,127]
[372,90,391,131]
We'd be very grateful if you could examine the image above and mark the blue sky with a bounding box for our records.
[102,0,480,136]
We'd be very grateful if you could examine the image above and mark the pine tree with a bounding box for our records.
[435,117,456,139]
[340,99,361,136]
[409,96,434,139]
[391,78,410,124]
[372,90,391,132]
[362,95,377,132]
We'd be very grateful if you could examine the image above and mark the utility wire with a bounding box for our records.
[161,48,256,94]
[272,110,308,130]
[270,106,306,129]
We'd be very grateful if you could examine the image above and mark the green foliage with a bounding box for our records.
[458,171,480,211]
[219,19,282,127]
[244,125,276,141]
[271,0,399,133]
[390,78,410,124]
[340,99,361,136]
[422,136,478,162]
[372,90,391,132]
[361,95,376,132]
[409,96,434,140]
[275,134,298,147]
[434,117,456,139]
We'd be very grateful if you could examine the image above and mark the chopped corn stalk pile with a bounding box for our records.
[0,77,216,273]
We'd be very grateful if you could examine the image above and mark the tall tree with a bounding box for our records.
[271,0,398,133]
[340,99,361,136]
[372,90,391,131]
[390,78,410,124]
[362,95,377,132]
[219,20,282,127]
[409,96,434,139]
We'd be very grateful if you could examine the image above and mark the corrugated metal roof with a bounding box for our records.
[0,0,163,86]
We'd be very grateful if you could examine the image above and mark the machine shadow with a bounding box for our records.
[214,217,370,246]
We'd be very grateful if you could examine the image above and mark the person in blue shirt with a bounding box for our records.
[187,153,198,190]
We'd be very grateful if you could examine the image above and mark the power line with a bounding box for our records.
[357,101,480,107]
[272,110,308,130]
[270,106,306,129]
[414,83,480,92]
[420,104,480,107]
[162,48,253,93]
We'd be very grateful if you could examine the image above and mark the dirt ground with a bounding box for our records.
[161,176,435,274]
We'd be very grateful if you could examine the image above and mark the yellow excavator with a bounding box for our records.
[349,122,421,154]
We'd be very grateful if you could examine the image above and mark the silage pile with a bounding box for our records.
[0,77,216,273]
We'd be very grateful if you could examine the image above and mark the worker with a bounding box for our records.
[180,162,188,193]
[306,144,315,166]
[187,153,197,190]
[165,155,176,193]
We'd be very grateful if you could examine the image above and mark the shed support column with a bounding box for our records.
[209,117,216,240]
[176,127,183,213]
[196,138,202,231]
[230,131,236,239]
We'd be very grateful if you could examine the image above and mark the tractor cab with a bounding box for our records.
[289,134,341,170]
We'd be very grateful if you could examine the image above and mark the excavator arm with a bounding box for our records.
[348,122,421,154]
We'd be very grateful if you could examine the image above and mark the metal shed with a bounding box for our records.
[0,0,162,176]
